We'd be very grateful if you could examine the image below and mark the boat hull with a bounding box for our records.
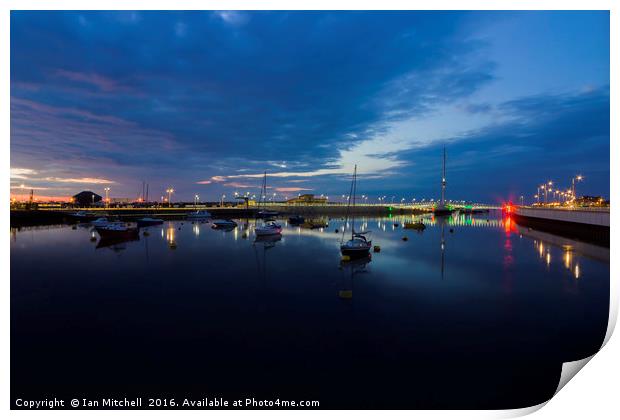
[340,246,372,258]
[95,227,139,239]
[255,227,282,236]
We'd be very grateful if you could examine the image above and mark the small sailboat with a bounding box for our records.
[211,219,238,229]
[95,221,139,239]
[187,210,212,221]
[67,210,98,221]
[255,220,282,236]
[340,165,372,259]
[256,171,279,218]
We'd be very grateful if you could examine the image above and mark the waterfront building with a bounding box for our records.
[286,194,328,205]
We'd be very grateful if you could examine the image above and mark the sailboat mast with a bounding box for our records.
[441,147,446,206]
[351,165,357,240]
[261,171,267,209]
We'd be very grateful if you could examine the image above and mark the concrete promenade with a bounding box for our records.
[512,206,609,246]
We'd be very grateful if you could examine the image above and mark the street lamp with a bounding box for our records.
[194,194,199,209]
[166,188,174,207]
[572,175,583,201]
[104,187,110,208]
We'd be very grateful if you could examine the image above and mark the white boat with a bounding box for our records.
[68,210,98,221]
[187,210,212,220]
[255,220,282,236]
[340,165,372,258]
[91,217,110,228]
[341,234,372,257]
[211,219,237,229]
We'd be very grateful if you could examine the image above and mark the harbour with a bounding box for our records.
[9,9,611,412]
[11,210,609,409]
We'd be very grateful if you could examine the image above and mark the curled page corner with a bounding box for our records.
[494,354,599,418]
[554,355,595,396]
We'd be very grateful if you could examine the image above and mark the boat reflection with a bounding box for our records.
[254,233,282,249]
[96,235,139,251]
[338,254,372,299]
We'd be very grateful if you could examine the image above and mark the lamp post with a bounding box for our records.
[519,195,524,206]
[572,175,583,201]
[194,194,199,210]
[166,188,174,207]
[104,187,110,208]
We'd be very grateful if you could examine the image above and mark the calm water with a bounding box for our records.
[11,212,609,409]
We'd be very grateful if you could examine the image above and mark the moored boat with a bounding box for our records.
[187,210,212,220]
[340,165,372,259]
[95,222,139,239]
[404,221,426,230]
[255,220,282,236]
[341,234,372,257]
[211,219,237,229]
[256,171,279,218]
[67,210,99,221]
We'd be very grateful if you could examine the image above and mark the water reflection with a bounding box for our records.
[96,236,139,251]
[10,214,609,409]
[338,255,371,299]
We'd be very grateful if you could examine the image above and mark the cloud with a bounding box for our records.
[274,187,314,192]
[11,167,37,179]
[55,69,124,92]
[9,11,609,200]
[214,11,249,26]
[224,182,254,188]
[44,177,115,184]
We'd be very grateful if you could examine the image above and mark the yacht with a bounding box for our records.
[255,220,282,236]
[186,210,212,220]
[95,222,139,239]
[340,165,372,258]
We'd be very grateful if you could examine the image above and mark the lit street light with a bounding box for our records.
[104,187,110,208]
[572,175,583,201]
[166,188,174,207]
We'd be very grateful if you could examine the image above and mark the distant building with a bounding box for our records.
[110,197,134,204]
[286,194,327,205]
[72,191,102,207]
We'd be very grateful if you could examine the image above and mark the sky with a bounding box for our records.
[10,11,610,203]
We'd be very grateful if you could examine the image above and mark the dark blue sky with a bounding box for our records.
[10,11,609,203]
